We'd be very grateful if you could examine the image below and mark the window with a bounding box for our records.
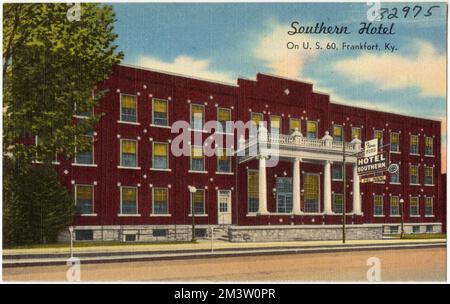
[270,115,281,134]
[306,121,318,139]
[75,230,93,241]
[248,170,259,213]
[125,234,137,242]
[75,185,94,214]
[121,139,137,167]
[120,94,137,122]
[390,226,399,234]
[191,189,205,215]
[390,196,399,216]
[217,148,231,173]
[289,118,301,134]
[153,229,167,237]
[409,165,419,185]
[424,166,433,185]
[303,174,319,213]
[426,226,434,233]
[352,127,361,140]
[152,142,168,169]
[390,164,400,184]
[332,165,343,180]
[333,125,343,142]
[333,193,344,214]
[276,178,293,213]
[250,112,264,136]
[152,188,168,214]
[75,135,94,164]
[121,187,137,215]
[75,102,93,117]
[217,108,232,133]
[374,130,383,146]
[190,146,204,171]
[425,137,433,156]
[425,197,433,216]
[410,135,419,154]
[152,98,168,126]
[412,226,421,234]
[373,195,383,216]
[390,132,399,152]
[195,228,207,238]
[410,197,419,216]
[191,104,205,131]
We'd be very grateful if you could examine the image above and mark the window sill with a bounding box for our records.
[373,215,385,217]
[390,151,401,154]
[246,213,258,217]
[424,215,435,218]
[188,128,209,133]
[117,166,141,170]
[409,183,421,186]
[424,184,435,187]
[216,171,234,175]
[389,182,401,185]
[150,214,172,217]
[410,215,421,217]
[332,179,343,182]
[52,161,61,165]
[390,215,401,217]
[188,214,208,217]
[117,120,141,126]
[188,170,208,174]
[117,214,141,217]
[150,124,171,129]
[72,163,98,167]
[73,115,92,119]
[424,154,435,158]
[80,213,98,217]
[150,168,172,172]
[409,153,420,156]
[215,131,234,136]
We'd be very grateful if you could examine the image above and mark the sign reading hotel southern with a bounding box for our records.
[357,152,388,175]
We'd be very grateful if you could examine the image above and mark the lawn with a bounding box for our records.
[4,240,197,250]
[392,233,446,239]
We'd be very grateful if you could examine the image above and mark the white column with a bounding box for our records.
[258,156,269,215]
[324,160,333,214]
[353,164,362,215]
[292,158,302,215]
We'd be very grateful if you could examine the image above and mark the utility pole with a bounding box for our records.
[342,127,346,244]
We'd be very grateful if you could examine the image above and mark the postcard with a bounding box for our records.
[1,0,447,288]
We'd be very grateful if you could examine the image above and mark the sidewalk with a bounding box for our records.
[3,238,446,267]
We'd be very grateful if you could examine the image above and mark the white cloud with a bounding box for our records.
[333,41,446,97]
[254,23,336,78]
[137,55,235,84]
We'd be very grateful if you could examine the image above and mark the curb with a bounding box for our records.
[3,241,446,268]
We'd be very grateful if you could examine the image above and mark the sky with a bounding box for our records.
[111,2,447,172]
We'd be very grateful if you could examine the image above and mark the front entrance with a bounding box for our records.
[276,178,293,213]
[217,190,232,225]
[304,173,320,212]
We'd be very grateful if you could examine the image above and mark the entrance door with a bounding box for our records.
[218,190,232,225]
[276,178,293,213]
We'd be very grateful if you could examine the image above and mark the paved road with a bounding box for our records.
[3,247,446,282]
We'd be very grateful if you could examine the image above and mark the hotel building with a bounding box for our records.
[55,64,444,242]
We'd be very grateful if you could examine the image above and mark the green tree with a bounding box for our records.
[3,159,75,246]
[3,3,123,163]
[3,3,123,245]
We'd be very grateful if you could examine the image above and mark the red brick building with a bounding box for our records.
[55,64,443,242]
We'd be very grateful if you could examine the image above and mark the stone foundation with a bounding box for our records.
[228,225,383,242]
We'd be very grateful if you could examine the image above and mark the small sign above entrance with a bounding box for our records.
[364,138,378,157]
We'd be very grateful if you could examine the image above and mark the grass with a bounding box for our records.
[4,240,197,250]
[391,233,446,240]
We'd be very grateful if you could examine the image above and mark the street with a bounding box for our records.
[3,247,446,282]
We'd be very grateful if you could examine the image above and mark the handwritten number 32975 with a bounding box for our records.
[379,5,440,19]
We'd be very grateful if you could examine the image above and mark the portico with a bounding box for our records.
[238,124,363,218]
